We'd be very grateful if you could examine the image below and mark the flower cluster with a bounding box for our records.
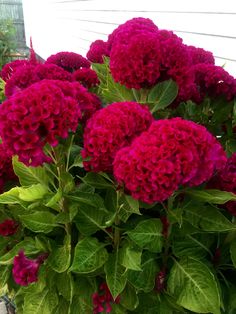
[0,144,17,192]
[210,153,236,216]
[0,219,18,237]
[0,80,82,166]
[46,51,90,72]
[12,251,47,286]
[114,118,226,203]
[72,68,99,88]
[0,59,30,81]
[82,102,153,172]
[93,282,120,313]
[86,40,110,64]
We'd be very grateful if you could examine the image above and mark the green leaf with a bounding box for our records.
[148,79,178,112]
[81,172,115,189]
[186,189,236,204]
[0,187,25,204]
[120,243,142,271]
[56,272,74,302]
[230,240,236,268]
[54,298,69,314]
[0,238,39,265]
[20,211,57,233]
[168,257,221,314]
[75,203,111,235]
[184,202,236,232]
[0,265,10,295]
[48,235,71,273]
[13,156,50,187]
[23,289,58,314]
[127,219,163,252]
[45,189,62,209]
[120,283,139,310]
[70,295,93,314]
[70,237,108,273]
[104,249,127,299]
[127,251,158,292]
[18,184,48,202]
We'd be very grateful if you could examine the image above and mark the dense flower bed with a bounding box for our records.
[0,17,236,314]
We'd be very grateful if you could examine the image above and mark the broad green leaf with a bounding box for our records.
[230,240,236,268]
[104,249,127,299]
[70,237,108,273]
[120,243,142,271]
[120,283,139,310]
[23,289,58,314]
[20,211,57,233]
[0,265,10,295]
[127,219,163,252]
[48,235,71,273]
[54,298,69,314]
[184,203,236,232]
[0,187,24,204]
[70,295,93,314]
[168,257,221,314]
[127,252,158,292]
[186,189,236,204]
[20,265,47,295]
[75,203,111,235]
[45,189,62,209]
[0,238,39,265]
[81,172,115,189]
[18,184,48,202]
[148,79,178,112]
[56,272,74,302]
[123,194,140,216]
[133,293,160,314]
[13,156,50,187]
[67,191,105,208]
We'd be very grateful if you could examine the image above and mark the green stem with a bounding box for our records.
[113,191,121,248]
[140,88,149,103]
[66,134,75,172]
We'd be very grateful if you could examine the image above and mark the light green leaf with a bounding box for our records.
[127,219,163,252]
[104,249,127,299]
[120,244,142,271]
[81,172,115,189]
[0,187,24,204]
[0,265,10,295]
[54,299,69,314]
[70,237,108,274]
[168,257,221,314]
[20,211,57,233]
[127,252,158,293]
[148,79,178,112]
[48,235,71,273]
[13,156,50,187]
[184,203,236,232]
[186,189,236,204]
[70,295,93,314]
[45,189,62,209]
[0,238,39,265]
[23,289,58,314]
[18,184,48,202]
[230,240,236,268]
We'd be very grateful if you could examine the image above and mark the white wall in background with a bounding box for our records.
[22,0,236,77]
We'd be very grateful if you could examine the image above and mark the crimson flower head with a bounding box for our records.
[0,144,17,192]
[0,219,18,237]
[82,101,153,172]
[86,40,110,64]
[46,51,90,72]
[12,251,47,286]
[0,60,30,82]
[72,68,99,88]
[0,80,82,166]
[93,282,120,314]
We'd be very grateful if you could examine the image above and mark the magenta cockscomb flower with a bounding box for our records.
[0,219,18,237]
[0,80,82,166]
[114,118,226,203]
[72,68,100,88]
[12,251,48,286]
[0,144,17,192]
[87,40,110,64]
[82,101,153,172]
[0,60,30,82]
[187,45,215,65]
[46,51,90,72]
[93,282,120,314]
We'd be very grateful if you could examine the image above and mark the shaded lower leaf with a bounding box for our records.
[120,283,139,310]
[168,257,221,314]
[230,240,236,268]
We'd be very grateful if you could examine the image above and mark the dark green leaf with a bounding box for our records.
[186,189,236,204]
[20,211,57,233]
[120,243,142,271]
[127,219,163,252]
[70,237,108,273]
[230,240,236,268]
[168,257,221,314]
[48,235,71,273]
[56,272,74,302]
[120,283,139,310]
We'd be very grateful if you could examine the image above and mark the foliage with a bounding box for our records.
[0,19,16,69]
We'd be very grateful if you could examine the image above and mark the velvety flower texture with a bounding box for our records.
[0,144,17,192]
[114,118,226,203]
[0,80,82,166]
[12,251,47,286]
[0,219,18,237]
[87,40,110,64]
[210,153,236,216]
[93,282,120,313]
[72,68,99,88]
[82,102,153,172]
[187,45,215,65]
[110,32,161,89]
[46,51,90,72]
[5,63,72,98]
[0,59,30,82]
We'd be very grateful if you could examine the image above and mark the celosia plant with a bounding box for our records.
[0,17,236,314]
